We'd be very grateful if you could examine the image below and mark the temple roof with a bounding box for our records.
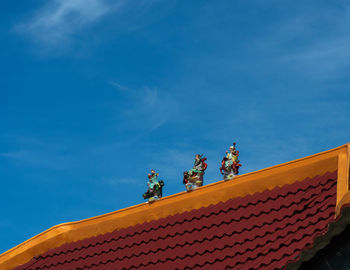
[1,143,350,270]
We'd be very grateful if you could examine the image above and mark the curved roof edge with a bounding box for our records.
[1,143,350,270]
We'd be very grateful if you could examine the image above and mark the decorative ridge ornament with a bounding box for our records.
[220,142,242,180]
[143,169,164,202]
[183,154,208,191]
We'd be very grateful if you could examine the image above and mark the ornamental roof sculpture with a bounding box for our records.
[220,142,242,180]
[183,154,208,191]
[143,170,164,202]
[1,143,350,269]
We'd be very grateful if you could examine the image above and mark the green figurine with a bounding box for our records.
[183,154,208,191]
[143,169,164,202]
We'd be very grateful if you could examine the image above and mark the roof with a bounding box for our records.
[1,143,350,270]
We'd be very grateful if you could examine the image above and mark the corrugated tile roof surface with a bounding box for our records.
[16,171,338,270]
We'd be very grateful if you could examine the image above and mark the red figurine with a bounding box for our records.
[220,142,242,180]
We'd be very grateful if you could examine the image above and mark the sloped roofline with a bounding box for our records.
[1,143,350,270]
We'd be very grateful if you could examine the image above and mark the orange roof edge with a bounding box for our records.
[1,143,350,270]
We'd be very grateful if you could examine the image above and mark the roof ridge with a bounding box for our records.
[32,200,336,269]
[2,143,349,270]
[36,174,337,259]
[30,176,337,270]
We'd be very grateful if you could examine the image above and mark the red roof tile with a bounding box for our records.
[2,143,350,270]
[16,171,338,270]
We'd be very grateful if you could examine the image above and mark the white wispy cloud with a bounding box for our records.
[17,0,116,45]
[113,84,177,134]
[0,150,73,170]
[0,137,74,170]
[253,3,350,80]
[129,87,170,132]
[109,81,129,91]
[143,87,158,106]
[279,36,350,79]
[16,0,165,49]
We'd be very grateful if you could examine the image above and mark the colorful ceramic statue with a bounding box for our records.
[143,169,164,202]
[183,154,208,191]
[220,142,242,180]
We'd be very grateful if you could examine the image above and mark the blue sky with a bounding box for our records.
[1,0,350,253]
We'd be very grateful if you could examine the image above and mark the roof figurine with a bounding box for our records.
[142,169,164,202]
[220,142,242,180]
[3,143,350,270]
[183,154,208,191]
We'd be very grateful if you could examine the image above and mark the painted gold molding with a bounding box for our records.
[0,144,349,270]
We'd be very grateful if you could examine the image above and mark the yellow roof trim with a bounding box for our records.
[1,144,349,270]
